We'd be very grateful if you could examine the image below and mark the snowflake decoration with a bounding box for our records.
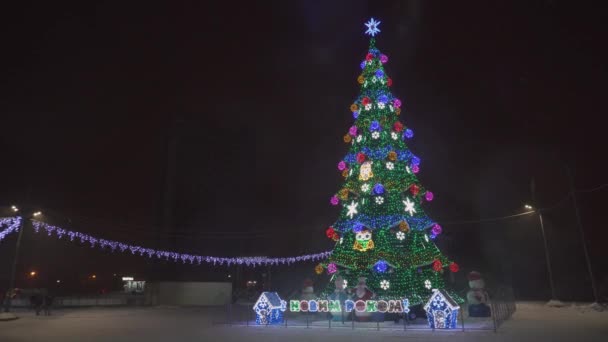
[424,279,432,290]
[380,279,390,290]
[365,18,381,37]
[396,231,405,240]
[391,132,398,140]
[377,102,386,109]
[386,162,394,170]
[346,201,359,219]
[375,196,384,205]
[372,76,377,83]
[365,104,372,111]
[356,135,363,143]
[371,131,380,139]
[403,197,417,216]
[361,183,370,192]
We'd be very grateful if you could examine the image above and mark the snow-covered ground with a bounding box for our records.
[0,302,606,341]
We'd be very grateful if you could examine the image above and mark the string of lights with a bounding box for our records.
[0,216,21,242]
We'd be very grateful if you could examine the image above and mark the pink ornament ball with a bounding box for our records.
[349,126,358,136]
[393,99,402,108]
[425,191,434,201]
[431,224,442,235]
[327,263,338,274]
[380,54,388,64]
[338,161,347,171]
[330,196,339,206]
[412,165,420,174]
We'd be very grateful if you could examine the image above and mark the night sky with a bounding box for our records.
[1,1,606,300]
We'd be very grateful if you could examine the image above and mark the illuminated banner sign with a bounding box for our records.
[289,299,410,313]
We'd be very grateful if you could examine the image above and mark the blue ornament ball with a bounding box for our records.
[370,120,380,131]
[374,260,388,273]
[404,129,414,139]
[373,183,385,195]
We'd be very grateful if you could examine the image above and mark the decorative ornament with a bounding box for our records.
[325,227,336,239]
[356,152,366,164]
[398,221,410,232]
[396,231,405,241]
[375,69,384,78]
[364,18,381,37]
[352,222,364,233]
[341,169,349,178]
[388,151,397,161]
[373,183,385,195]
[424,234,429,242]
[358,161,374,180]
[353,229,374,252]
[338,188,349,200]
[404,128,414,139]
[349,126,358,136]
[449,262,459,273]
[343,134,352,143]
[425,191,434,201]
[387,78,393,87]
[412,165,420,174]
[360,183,370,193]
[356,135,363,143]
[380,279,390,290]
[409,184,420,196]
[350,104,359,112]
[377,102,385,109]
[431,224,443,236]
[327,263,338,274]
[337,161,347,171]
[378,94,388,104]
[380,54,388,64]
[386,162,394,170]
[357,75,365,84]
[365,53,373,61]
[411,156,421,166]
[391,132,398,140]
[365,103,372,111]
[330,195,339,206]
[346,201,359,219]
[375,196,384,205]
[371,131,380,139]
[353,111,359,119]
[395,107,401,115]
[360,61,366,69]
[374,260,388,273]
[432,260,443,272]
[403,197,417,216]
[361,97,371,106]
[369,120,380,131]
[393,99,402,108]
[424,279,432,290]
[315,264,324,275]
[393,121,404,132]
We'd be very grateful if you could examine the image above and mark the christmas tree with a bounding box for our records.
[318,19,459,306]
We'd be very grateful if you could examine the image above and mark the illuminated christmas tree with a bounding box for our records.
[319,19,459,305]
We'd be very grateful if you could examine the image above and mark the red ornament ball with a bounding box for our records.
[449,262,460,273]
[361,97,371,106]
[325,227,335,239]
[365,53,373,61]
[356,152,366,164]
[387,78,393,87]
[432,260,443,272]
[393,121,404,132]
[410,184,420,196]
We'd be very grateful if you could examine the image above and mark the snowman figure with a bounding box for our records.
[466,271,491,317]
[353,229,375,252]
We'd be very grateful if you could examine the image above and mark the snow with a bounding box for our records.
[0,302,606,342]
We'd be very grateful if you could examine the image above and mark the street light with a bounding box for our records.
[524,204,533,210]
[11,205,18,212]
[33,211,42,217]
[29,271,37,277]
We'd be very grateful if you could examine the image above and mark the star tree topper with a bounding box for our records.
[364,18,381,37]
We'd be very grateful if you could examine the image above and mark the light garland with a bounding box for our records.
[31,221,331,267]
[0,217,22,242]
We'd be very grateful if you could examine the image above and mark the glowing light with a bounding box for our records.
[361,183,370,192]
[375,196,384,205]
[346,201,359,219]
[364,18,381,37]
[396,231,405,240]
[33,211,42,217]
[386,162,394,170]
[371,131,380,139]
[391,132,398,140]
[11,205,18,212]
[380,279,390,290]
[425,279,432,289]
[30,271,37,277]
[403,197,416,216]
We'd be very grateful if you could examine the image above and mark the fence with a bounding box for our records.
[215,287,516,333]
[8,294,146,308]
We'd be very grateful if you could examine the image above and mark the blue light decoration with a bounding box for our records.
[0,217,22,242]
[375,69,384,78]
[352,222,364,233]
[404,129,414,139]
[253,292,287,325]
[373,183,385,195]
[364,18,381,37]
[378,94,388,104]
[411,156,421,166]
[353,111,359,119]
[423,289,460,329]
[373,260,388,273]
[360,61,366,69]
[370,120,381,131]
